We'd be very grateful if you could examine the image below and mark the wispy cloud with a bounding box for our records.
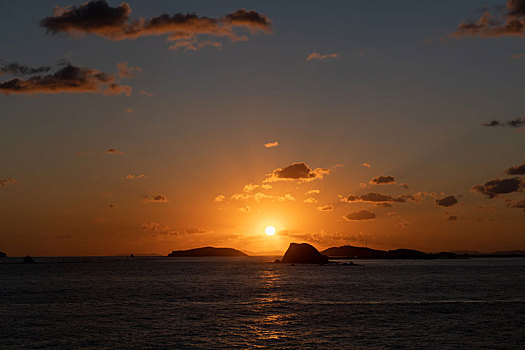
[343,210,376,221]
[105,148,124,154]
[142,194,168,203]
[306,52,340,61]
[0,178,17,186]
[0,63,131,96]
[264,141,279,148]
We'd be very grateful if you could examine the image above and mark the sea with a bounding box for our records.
[1,256,524,349]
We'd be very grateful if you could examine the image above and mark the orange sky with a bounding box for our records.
[0,0,524,256]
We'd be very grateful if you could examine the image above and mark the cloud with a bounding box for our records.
[447,215,458,221]
[142,194,168,203]
[264,141,279,148]
[506,199,525,209]
[142,222,209,236]
[0,62,56,76]
[303,197,318,203]
[395,220,410,228]
[139,90,153,96]
[316,204,333,212]
[105,148,124,154]
[40,1,272,50]
[0,63,131,96]
[370,175,396,185]
[306,52,340,61]
[124,174,148,180]
[307,189,320,195]
[453,0,525,38]
[214,194,225,202]
[238,206,250,213]
[343,210,376,221]
[342,192,406,203]
[472,177,524,198]
[362,162,371,168]
[116,61,142,78]
[264,162,331,183]
[435,195,458,207]
[0,178,17,186]
[511,53,525,59]
[506,161,525,175]
[483,117,525,128]
[243,183,271,193]
[231,192,295,202]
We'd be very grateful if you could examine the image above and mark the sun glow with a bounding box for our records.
[265,226,276,236]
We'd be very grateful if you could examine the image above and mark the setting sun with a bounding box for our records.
[265,226,276,236]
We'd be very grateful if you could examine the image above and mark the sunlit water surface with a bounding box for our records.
[1,257,524,349]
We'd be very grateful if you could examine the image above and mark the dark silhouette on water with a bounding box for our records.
[168,247,248,257]
[322,245,459,259]
[22,255,35,263]
[0,251,6,258]
[280,243,329,264]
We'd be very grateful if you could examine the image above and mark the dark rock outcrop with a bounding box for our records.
[281,243,329,264]
[0,251,6,258]
[22,255,35,263]
[168,247,248,257]
[322,245,457,259]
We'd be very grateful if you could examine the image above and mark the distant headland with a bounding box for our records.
[0,251,7,258]
[168,247,248,257]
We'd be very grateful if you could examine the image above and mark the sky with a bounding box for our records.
[0,0,524,256]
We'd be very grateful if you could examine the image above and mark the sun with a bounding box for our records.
[265,226,276,236]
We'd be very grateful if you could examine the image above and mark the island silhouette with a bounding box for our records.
[166,244,525,260]
[168,247,248,257]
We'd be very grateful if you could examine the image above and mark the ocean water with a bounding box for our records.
[1,257,524,349]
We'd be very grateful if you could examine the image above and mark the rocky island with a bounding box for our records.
[322,245,457,259]
[168,247,248,257]
[279,243,329,264]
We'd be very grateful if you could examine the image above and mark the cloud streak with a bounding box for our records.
[40,1,272,50]
[0,63,131,96]
[306,52,340,61]
[343,210,376,221]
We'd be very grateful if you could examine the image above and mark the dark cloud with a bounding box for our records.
[343,192,406,203]
[343,210,376,221]
[370,175,396,185]
[264,162,330,182]
[447,215,458,221]
[453,0,525,38]
[142,194,168,203]
[472,177,524,198]
[506,161,525,175]
[0,62,56,76]
[105,148,124,154]
[40,1,272,50]
[0,64,131,95]
[435,195,458,207]
[0,178,17,186]
[482,117,525,127]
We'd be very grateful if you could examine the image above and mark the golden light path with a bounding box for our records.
[265,226,276,236]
